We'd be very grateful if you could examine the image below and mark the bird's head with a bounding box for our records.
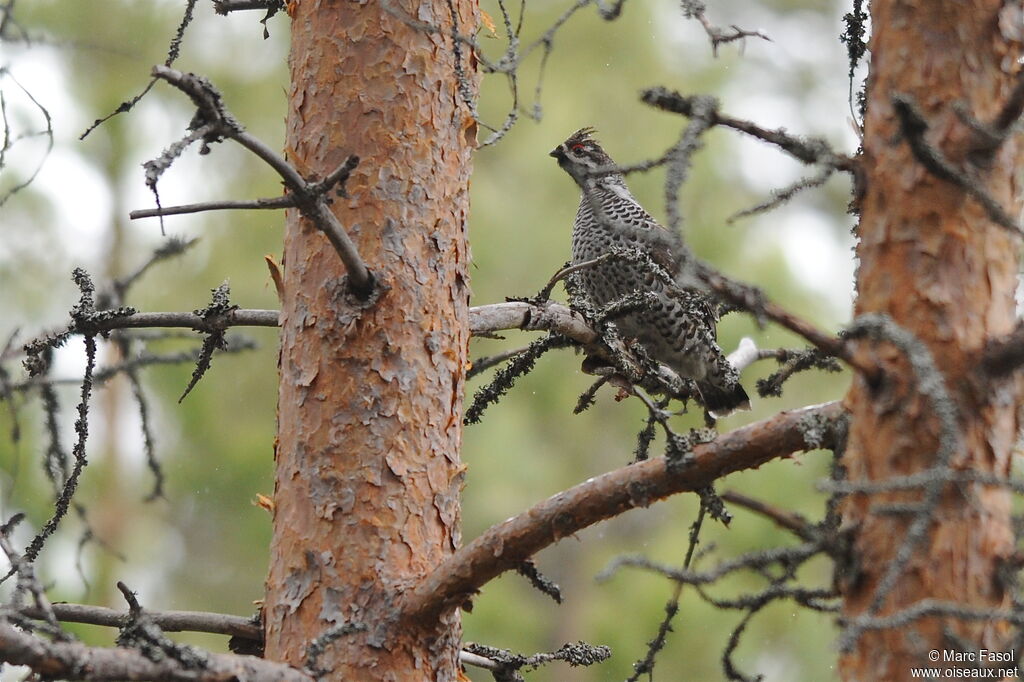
[549,127,617,188]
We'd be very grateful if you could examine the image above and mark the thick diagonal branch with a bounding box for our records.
[400,400,844,623]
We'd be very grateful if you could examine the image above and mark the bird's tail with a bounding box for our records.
[697,381,751,419]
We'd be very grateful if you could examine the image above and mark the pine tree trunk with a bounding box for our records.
[263,1,478,678]
[841,1,1022,679]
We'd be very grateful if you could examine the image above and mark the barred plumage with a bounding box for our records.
[550,128,750,416]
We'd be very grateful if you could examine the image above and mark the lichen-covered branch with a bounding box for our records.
[469,301,596,343]
[0,618,311,682]
[642,86,858,173]
[15,603,259,640]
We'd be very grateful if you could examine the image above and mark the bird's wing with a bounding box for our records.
[603,194,663,232]
[606,200,681,278]
[665,286,720,336]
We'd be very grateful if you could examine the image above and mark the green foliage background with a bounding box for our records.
[0,1,856,679]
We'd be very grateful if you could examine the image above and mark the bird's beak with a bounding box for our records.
[549,147,563,159]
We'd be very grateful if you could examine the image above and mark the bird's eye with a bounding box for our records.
[571,143,586,152]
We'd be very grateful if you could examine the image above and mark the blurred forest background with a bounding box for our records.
[0,1,859,679]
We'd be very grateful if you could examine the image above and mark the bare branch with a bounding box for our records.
[750,344,843,398]
[469,301,597,344]
[719,490,817,541]
[642,87,858,173]
[149,66,374,297]
[18,297,838,365]
[467,345,533,380]
[109,238,199,302]
[52,310,277,339]
[16,303,579,359]
[129,195,294,220]
[598,548,833,596]
[534,256,607,301]
[0,67,54,207]
[8,340,256,395]
[840,599,1024,632]
[679,0,771,56]
[692,262,874,377]
[625,503,708,681]
[15,601,549,678]
[16,603,258,640]
[821,468,1024,498]
[664,96,717,234]
[0,515,66,638]
[117,309,278,332]
[464,334,575,425]
[727,165,835,223]
[213,0,283,14]
[381,0,630,145]
[17,297,858,392]
[459,649,501,671]
[0,618,311,682]
[401,401,845,622]
[79,0,199,139]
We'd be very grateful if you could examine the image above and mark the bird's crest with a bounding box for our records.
[566,127,598,146]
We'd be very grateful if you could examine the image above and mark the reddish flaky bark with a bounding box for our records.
[263,1,478,679]
[841,2,1022,679]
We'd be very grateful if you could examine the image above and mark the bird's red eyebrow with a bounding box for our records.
[571,143,586,151]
